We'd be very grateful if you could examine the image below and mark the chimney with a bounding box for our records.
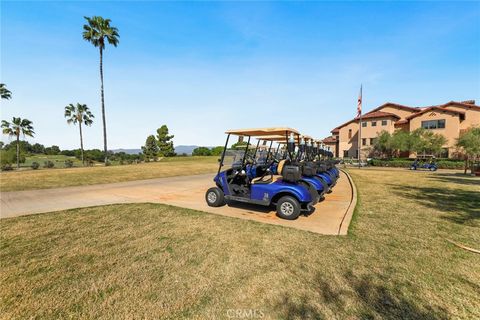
[460,100,475,105]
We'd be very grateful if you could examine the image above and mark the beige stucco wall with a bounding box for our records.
[442,104,480,131]
[334,102,480,159]
[337,116,398,158]
[409,110,460,152]
[337,122,358,158]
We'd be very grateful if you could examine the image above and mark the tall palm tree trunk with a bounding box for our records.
[99,47,108,165]
[79,121,84,165]
[16,135,20,169]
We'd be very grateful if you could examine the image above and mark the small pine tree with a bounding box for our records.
[142,135,159,161]
[156,125,176,157]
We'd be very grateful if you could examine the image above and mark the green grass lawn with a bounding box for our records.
[1,169,479,319]
[0,156,218,192]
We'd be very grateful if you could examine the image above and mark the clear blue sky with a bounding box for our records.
[1,1,479,149]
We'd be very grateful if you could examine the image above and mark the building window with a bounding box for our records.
[440,148,449,158]
[381,120,387,126]
[348,129,352,139]
[371,121,377,127]
[362,122,367,127]
[421,119,446,129]
[362,138,367,146]
[370,138,376,145]
[343,150,349,158]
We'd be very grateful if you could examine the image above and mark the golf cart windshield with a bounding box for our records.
[221,149,247,168]
[217,127,301,173]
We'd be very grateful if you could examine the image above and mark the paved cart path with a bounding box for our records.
[1,171,356,235]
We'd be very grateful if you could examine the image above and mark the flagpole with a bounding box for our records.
[358,85,362,168]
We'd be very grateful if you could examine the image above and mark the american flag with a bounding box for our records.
[357,85,362,117]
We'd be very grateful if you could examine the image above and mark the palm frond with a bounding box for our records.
[82,16,119,49]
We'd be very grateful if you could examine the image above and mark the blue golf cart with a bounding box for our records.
[410,155,438,171]
[205,128,319,220]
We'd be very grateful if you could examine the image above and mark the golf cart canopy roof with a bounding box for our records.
[225,127,300,137]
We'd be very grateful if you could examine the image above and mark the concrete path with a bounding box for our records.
[0,171,356,235]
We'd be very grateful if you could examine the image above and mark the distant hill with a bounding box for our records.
[175,145,213,155]
[111,148,142,155]
[111,146,211,156]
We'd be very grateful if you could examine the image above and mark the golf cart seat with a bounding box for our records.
[251,159,287,184]
[251,175,282,184]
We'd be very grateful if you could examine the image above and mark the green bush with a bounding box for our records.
[43,160,55,168]
[0,149,25,166]
[64,159,74,168]
[31,162,40,170]
[1,164,13,171]
[368,158,464,169]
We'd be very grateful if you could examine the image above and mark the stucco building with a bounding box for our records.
[325,100,480,159]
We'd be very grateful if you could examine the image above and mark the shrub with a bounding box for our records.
[31,162,40,170]
[1,164,13,171]
[43,160,55,168]
[64,159,74,168]
[105,160,112,166]
[0,149,25,166]
[368,158,464,169]
[119,159,125,165]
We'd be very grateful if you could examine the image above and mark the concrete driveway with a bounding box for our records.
[0,171,356,235]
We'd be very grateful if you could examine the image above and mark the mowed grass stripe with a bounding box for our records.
[1,169,479,318]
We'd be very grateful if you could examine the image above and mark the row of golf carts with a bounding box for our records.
[205,128,340,220]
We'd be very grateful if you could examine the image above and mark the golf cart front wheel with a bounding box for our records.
[205,187,226,207]
[276,196,300,220]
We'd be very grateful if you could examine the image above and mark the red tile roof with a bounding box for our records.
[330,100,478,134]
[322,136,337,144]
[405,106,465,120]
[366,102,422,114]
[330,111,400,133]
[360,111,401,120]
[394,119,408,125]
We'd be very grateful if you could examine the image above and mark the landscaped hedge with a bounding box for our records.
[368,159,464,169]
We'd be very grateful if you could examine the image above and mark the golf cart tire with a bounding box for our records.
[205,187,226,207]
[276,196,301,220]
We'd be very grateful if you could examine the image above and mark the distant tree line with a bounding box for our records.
[371,128,448,158]
[0,141,142,169]
[192,146,224,156]
[371,126,480,173]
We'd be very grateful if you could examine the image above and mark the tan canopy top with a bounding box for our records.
[257,133,316,144]
[225,127,300,137]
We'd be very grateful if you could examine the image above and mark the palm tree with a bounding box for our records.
[82,16,119,165]
[65,103,94,165]
[0,83,12,100]
[1,117,35,168]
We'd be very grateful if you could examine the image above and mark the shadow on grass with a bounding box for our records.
[388,183,479,226]
[274,272,448,319]
[430,173,480,187]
